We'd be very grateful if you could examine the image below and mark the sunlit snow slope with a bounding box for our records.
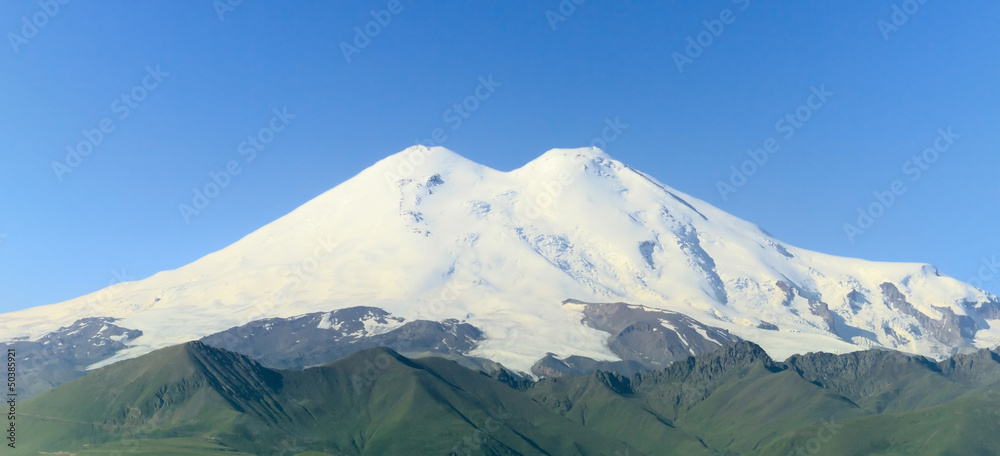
[4,146,999,373]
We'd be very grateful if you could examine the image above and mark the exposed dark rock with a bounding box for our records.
[936,347,1000,386]
[638,240,657,268]
[784,349,939,408]
[757,321,779,331]
[880,282,978,347]
[971,296,1000,320]
[631,341,781,412]
[809,299,837,333]
[847,290,870,312]
[480,366,535,391]
[776,280,795,307]
[570,300,740,370]
[530,353,646,378]
[594,370,635,396]
[201,306,483,370]
[3,317,142,398]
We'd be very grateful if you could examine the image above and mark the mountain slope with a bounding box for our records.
[753,389,1000,455]
[22,341,1000,455]
[3,146,999,375]
[529,342,1000,455]
[18,342,637,455]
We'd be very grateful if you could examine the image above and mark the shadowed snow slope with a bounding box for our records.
[3,146,999,373]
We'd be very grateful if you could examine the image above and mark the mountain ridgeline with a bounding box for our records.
[17,340,1000,455]
[5,147,1000,382]
[7,147,1000,454]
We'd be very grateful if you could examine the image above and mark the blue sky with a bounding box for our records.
[1,1,998,313]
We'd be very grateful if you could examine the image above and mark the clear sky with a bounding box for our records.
[1,1,998,314]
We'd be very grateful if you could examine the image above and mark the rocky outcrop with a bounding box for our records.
[3,317,142,398]
[201,306,483,370]
[572,300,741,369]
[880,283,978,347]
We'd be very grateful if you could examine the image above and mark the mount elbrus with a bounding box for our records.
[3,146,999,395]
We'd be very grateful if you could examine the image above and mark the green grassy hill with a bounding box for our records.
[16,341,1000,455]
[18,342,633,455]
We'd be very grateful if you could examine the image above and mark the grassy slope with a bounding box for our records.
[76,437,258,455]
[529,372,714,455]
[18,343,637,455]
[17,341,1000,455]
[278,349,638,454]
[16,344,250,454]
[674,368,860,454]
[753,389,1000,456]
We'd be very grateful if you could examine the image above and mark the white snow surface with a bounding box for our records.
[2,146,996,373]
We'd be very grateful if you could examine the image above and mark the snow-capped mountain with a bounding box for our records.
[4,146,1000,375]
